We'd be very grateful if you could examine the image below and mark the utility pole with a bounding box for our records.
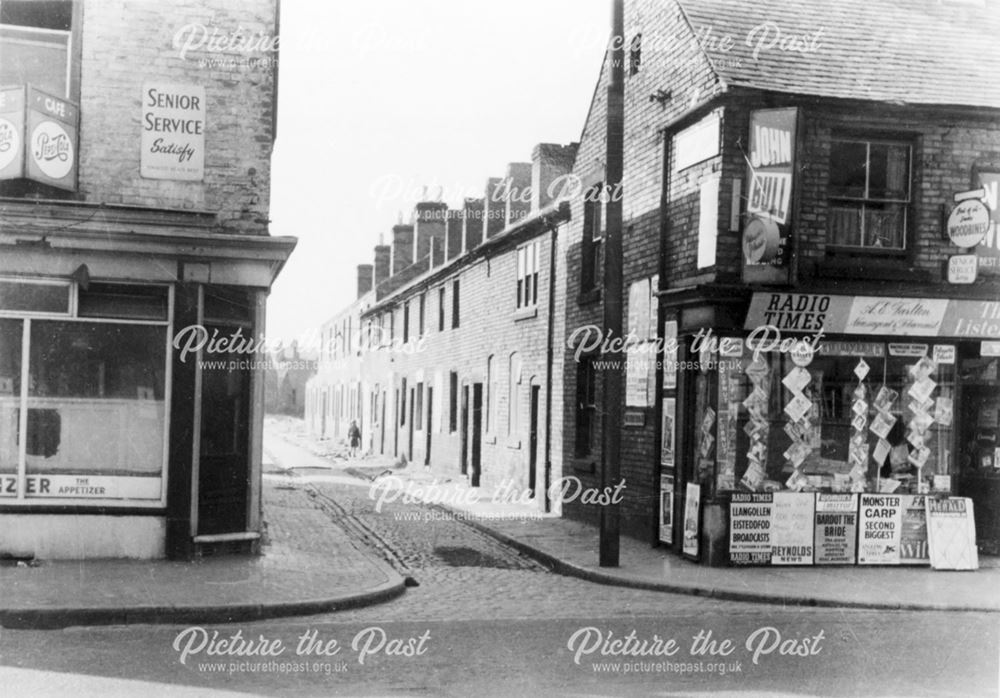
[600,0,625,568]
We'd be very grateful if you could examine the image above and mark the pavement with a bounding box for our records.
[0,447,406,630]
[3,415,997,630]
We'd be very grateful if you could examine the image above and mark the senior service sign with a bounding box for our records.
[141,83,206,180]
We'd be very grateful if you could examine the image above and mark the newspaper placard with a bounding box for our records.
[926,497,979,570]
[770,492,815,565]
[729,492,773,565]
[858,494,903,564]
[659,474,674,545]
[899,495,930,565]
[814,494,858,564]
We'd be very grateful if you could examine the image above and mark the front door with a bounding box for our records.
[460,385,469,475]
[198,323,251,535]
[425,386,433,466]
[408,387,415,462]
[471,383,483,487]
[529,384,540,498]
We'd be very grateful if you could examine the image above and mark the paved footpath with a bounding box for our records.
[0,451,404,629]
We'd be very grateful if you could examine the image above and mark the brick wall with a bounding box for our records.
[78,0,277,233]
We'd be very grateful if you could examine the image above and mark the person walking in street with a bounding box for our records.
[348,420,361,459]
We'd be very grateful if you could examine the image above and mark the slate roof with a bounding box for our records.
[677,0,1000,108]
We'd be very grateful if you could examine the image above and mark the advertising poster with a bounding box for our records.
[659,474,674,545]
[660,398,675,467]
[926,497,979,570]
[770,492,815,565]
[682,483,701,559]
[899,495,930,565]
[729,492,773,565]
[141,82,206,180]
[814,493,858,564]
[663,320,678,390]
[858,494,903,564]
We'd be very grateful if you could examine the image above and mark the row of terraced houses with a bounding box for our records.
[307,0,1000,564]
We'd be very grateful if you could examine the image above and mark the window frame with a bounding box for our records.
[581,185,604,293]
[0,276,173,509]
[574,355,598,458]
[827,136,914,253]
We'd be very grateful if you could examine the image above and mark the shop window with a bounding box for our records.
[0,319,23,481]
[516,241,539,309]
[0,278,70,314]
[0,0,73,99]
[575,356,598,458]
[78,283,168,321]
[581,185,604,293]
[828,139,911,250]
[699,337,956,498]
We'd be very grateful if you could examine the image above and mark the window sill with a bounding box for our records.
[506,439,522,450]
[514,305,538,321]
[485,434,497,445]
[810,256,932,283]
[578,287,601,306]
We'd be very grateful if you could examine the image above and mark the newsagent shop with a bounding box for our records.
[659,291,998,569]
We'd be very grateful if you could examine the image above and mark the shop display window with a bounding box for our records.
[0,278,170,504]
[693,335,956,498]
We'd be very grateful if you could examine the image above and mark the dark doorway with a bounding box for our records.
[529,384,540,497]
[460,385,469,475]
[198,318,251,535]
[408,387,415,463]
[425,386,433,466]
[393,389,399,457]
[380,391,387,455]
[471,382,483,487]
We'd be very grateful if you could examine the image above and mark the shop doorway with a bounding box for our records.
[471,383,483,487]
[460,385,469,475]
[198,323,251,536]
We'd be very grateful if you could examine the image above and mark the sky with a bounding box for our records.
[267,0,609,345]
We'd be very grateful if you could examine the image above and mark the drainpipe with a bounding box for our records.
[544,216,558,513]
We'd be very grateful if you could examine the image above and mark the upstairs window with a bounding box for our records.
[828,138,911,250]
[438,286,445,331]
[581,184,604,292]
[418,293,425,337]
[451,278,460,329]
[0,0,74,99]
[516,241,539,309]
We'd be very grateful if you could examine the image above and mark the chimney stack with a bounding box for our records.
[463,198,484,251]
[391,223,414,275]
[414,201,448,263]
[503,162,532,228]
[532,143,579,211]
[373,242,391,287]
[446,209,463,261]
[357,264,374,298]
[482,178,505,239]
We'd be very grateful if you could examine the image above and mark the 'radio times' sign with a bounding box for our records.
[141,83,205,181]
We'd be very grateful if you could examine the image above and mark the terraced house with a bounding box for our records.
[0,0,294,559]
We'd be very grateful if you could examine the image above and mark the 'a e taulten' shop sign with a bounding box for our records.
[141,83,206,181]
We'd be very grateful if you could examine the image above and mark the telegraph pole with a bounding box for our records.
[599,0,625,567]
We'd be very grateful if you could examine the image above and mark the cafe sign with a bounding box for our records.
[141,83,206,180]
[0,85,79,191]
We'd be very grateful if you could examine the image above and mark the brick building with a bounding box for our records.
[562,0,1000,563]
[307,144,577,510]
[0,0,294,558]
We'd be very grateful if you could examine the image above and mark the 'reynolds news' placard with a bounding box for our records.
[141,83,205,181]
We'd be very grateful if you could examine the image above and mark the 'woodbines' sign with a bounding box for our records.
[743,108,798,284]
[141,83,205,180]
